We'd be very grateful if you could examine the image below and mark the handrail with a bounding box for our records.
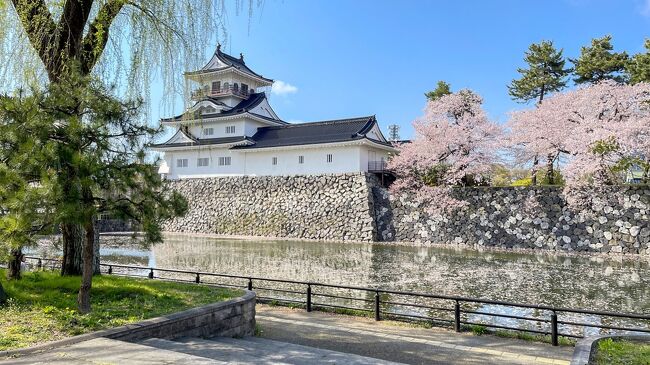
[23,255,650,346]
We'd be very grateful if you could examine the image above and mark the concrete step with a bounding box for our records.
[140,337,405,365]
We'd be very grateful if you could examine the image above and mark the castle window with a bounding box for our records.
[241,84,249,94]
[176,159,188,168]
[272,157,278,165]
[218,157,231,166]
[211,81,221,93]
[298,155,304,164]
[226,125,236,134]
[233,83,239,93]
[204,127,214,136]
[326,154,333,163]
[197,157,209,167]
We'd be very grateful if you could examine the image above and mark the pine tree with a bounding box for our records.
[627,39,650,84]
[0,73,187,313]
[425,81,452,101]
[508,40,569,104]
[509,40,570,185]
[571,35,629,84]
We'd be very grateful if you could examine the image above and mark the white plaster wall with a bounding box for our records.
[161,143,392,179]
[163,148,245,179]
[242,145,363,176]
[188,120,246,139]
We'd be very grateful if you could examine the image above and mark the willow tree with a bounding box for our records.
[0,0,251,275]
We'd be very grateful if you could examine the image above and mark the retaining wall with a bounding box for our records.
[163,174,650,254]
[162,174,377,242]
[374,185,650,254]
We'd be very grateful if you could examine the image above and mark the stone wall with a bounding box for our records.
[163,174,377,242]
[163,174,650,254]
[374,185,650,254]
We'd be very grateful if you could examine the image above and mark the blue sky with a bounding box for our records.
[152,0,650,140]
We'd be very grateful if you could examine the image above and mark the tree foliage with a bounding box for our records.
[571,35,629,84]
[425,81,452,101]
[389,90,503,212]
[508,81,650,190]
[0,71,187,311]
[508,40,569,104]
[627,39,650,85]
[0,0,251,114]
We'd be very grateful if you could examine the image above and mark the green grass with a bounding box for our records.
[594,338,650,365]
[0,269,241,351]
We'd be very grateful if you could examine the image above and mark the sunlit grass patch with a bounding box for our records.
[0,269,241,351]
[594,338,650,365]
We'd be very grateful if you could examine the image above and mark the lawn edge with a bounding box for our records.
[0,290,255,359]
[570,334,650,365]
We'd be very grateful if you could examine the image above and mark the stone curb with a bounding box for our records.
[0,290,256,359]
[570,334,650,365]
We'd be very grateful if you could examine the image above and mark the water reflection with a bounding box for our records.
[30,233,650,336]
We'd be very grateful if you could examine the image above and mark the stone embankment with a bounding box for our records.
[162,174,377,242]
[163,174,650,254]
[374,185,650,254]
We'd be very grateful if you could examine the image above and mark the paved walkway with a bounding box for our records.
[1,338,222,364]
[256,305,574,365]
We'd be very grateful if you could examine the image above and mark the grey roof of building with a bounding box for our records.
[161,93,285,124]
[185,47,273,82]
[151,134,252,149]
[232,116,394,150]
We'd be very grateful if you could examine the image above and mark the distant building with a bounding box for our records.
[152,45,396,179]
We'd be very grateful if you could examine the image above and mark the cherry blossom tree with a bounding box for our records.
[389,90,503,212]
[508,81,650,201]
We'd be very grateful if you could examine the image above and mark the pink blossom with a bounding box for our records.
[389,90,503,212]
[508,81,650,187]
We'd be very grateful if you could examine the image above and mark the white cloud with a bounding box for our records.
[271,80,298,96]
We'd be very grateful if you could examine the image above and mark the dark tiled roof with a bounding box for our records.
[151,135,252,149]
[186,47,273,82]
[161,93,284,124]
[233,116,393,150]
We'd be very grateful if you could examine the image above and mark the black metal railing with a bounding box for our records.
[368,160,388,172]
[22,256,650,346]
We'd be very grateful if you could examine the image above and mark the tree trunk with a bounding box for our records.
[77,219,95,314]
[0,282,6,304]
[531,156,539,186]
[546,154,555,185]
[61,222,84,276]
[8,247,22,280]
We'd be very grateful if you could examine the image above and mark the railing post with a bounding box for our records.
[195,273,200,284]
[247,278,253,291]
[551,310,558,346]
[307,284,312,312]
[148,268,154,279]
[374,290,381,321]
[108,265,113,275]
[454,300,461,332]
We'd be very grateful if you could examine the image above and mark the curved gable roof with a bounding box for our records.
[185,46,273,83]
[161,93,285,124]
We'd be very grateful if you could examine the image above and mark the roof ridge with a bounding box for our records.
[262,116,374,130]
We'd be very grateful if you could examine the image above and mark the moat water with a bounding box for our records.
[30,234,650,337]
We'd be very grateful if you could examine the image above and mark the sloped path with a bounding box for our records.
[256,305,574,365]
